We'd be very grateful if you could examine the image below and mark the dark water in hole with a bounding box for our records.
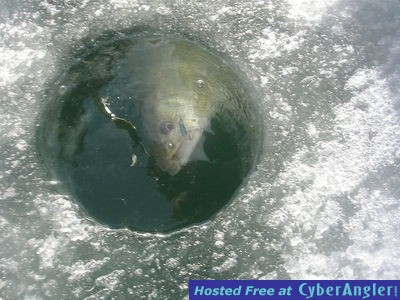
[37,32,261,233]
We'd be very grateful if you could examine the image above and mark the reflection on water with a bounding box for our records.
[37,33,261,232]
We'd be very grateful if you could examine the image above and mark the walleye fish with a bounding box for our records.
[126,38,230,175]
[140,94,209,175]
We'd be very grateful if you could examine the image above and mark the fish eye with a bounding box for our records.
[159,121,175,135]
[195,79,205,88]
[166,142,174,150]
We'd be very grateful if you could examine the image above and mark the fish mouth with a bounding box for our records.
[155,130,204,176]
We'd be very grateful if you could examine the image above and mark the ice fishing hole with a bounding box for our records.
[37,31,261,233]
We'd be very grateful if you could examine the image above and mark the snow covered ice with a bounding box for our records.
[1,0,400,298]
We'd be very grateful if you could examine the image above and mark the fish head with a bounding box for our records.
[141,97,209,176]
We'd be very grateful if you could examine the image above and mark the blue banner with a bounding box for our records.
[189,280,399,299]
